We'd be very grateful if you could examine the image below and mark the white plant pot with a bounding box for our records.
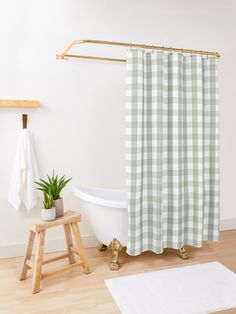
[41,207,56,221]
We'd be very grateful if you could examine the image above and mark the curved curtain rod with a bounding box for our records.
[56,39,221,62]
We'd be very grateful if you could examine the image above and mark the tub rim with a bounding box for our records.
[72,186,127,209]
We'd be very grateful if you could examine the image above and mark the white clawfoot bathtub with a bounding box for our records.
[72,186,190,270]
[72,186,128,246]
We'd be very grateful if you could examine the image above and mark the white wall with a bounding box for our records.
[1,0,236,258]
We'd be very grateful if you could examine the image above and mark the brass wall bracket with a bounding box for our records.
[22,114,28,129]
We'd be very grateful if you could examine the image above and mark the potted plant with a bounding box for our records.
[41,192,56,221]
[35,171,71,218]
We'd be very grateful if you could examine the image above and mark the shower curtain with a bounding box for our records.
[126,49,219,256]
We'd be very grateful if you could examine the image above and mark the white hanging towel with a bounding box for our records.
[8,129,39,213]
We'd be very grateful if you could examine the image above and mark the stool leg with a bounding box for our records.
[63,223,75,264]
[71,222,91,274]
[19,230,36,280]
[32,230,45,294]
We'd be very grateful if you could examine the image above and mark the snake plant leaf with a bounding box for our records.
[38,178,50,187]
[47,174,53,185]
[35,181,48,188]
[43,192,53,209]
[36,171,72,201]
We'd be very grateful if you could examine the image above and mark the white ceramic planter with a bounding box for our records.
[41,207,56,221]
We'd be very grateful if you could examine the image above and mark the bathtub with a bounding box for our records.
[72,186,190,270]
[72,186,128,246]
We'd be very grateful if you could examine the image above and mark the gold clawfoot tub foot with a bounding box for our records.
[98,244,108,252]
[179,246,190,259]
[109,238,122,270]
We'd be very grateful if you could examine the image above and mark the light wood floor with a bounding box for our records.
[0,230,236,314]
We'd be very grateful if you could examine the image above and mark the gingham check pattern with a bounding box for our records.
[126,49,219,256]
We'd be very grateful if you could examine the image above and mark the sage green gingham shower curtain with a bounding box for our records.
[126,49,219,256]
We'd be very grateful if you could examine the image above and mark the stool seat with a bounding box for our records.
[28,210,81,232]
[20,210,90,293]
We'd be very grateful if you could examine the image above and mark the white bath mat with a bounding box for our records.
[105,262,236,314]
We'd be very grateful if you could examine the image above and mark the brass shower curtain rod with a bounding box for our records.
[56,39,221,62]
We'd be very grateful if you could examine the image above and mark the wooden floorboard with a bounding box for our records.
[0,230,236,313]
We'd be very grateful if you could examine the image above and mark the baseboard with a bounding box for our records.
[220,218,236,231]
[1,219,236,259]
[0,235,99,259]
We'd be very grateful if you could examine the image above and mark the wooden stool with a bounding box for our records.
[19,210,90,293]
